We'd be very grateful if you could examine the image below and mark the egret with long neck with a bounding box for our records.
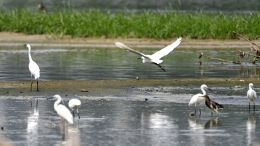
[189,84,212,115]
[24,44,40,91]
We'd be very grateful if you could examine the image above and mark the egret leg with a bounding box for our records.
[199,108,201,115]
[36,99,38,111]
[153,63,166,72]
[77,109,80,119]
[62,119,65,140]
[36,79,39,92]
[194,110,196,115]
[72,111,75,118]
[254,102,255,111]
[30,80,33,92]
[249,102,251,111]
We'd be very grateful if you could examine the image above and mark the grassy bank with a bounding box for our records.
[0,8,259,39]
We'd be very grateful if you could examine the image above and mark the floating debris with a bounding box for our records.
[80,89,88,92]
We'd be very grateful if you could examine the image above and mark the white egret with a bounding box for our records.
[24,44,40,92]
[247,83,257,111]
[48,95,74,140]
[189,84,212,115]
[68,98,81,119]
[52,95,74,124]
[203,95,223,116]
[115,37,182,72]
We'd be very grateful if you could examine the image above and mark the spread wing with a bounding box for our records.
[151,37,182,59]
[115,41,147,57]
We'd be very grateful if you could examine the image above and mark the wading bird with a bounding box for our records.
[114,37,182,72]
[49,95,73,140]
[203,95,224,116]
[68,98,81,119]
[52,95,74,124]
[189,84,212,115]
[247,83,257,111]
[24,44,40,92]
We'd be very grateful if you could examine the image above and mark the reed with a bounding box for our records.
[0,8,259,39]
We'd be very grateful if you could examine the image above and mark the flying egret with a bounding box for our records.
[247,83,257,111]
[24,44,40,92]
[203,95,224,116]
[68,98,81,119]
[189,84,212,115]
[114,37,182,72]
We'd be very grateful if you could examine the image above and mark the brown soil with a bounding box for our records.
[0,32,258,49]
[0,78,258,97]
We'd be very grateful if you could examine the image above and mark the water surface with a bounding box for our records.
[0,47,257,81]
[0,98,259,146]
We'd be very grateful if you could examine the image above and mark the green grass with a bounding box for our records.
[0,8,259,39]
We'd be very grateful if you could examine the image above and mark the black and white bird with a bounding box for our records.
[203,95,224,116]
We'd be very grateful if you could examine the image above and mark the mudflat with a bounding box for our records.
[0,78,258,97]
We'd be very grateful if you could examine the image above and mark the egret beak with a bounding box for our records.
[46,96,53,100]
[208,88,213,92]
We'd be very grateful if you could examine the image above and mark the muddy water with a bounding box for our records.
[0,47,256,81]
[0,98,259,146]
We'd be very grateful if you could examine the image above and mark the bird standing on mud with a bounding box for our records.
[24,44,40,92]
[203,95,224,116]
[247,83,257,111]
[189,84,212,116]
[115,37,182,72]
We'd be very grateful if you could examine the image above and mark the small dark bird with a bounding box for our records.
[145,98,148,102]
[198,52,203,59]
[38,1,47,12]
[203,95,223,116]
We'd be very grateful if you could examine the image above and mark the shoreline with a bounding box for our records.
[0,78,258,97]
[0,32,257,49]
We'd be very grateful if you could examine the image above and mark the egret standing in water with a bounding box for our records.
[247,83,257,111]
[203,95,224,116]
[52,95,74,124]
[49,95,73,140]
[189,84,212,115]
[114,37,182,72]
[24,44,40,92]
[68,98,81,119]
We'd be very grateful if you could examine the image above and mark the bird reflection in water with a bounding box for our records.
[27,99,39,145]
[204,117,222,129]
[247,113,256,146]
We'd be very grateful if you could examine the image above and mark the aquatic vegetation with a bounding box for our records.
[0,8,259,39]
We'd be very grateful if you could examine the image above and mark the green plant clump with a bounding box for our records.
[0,8,259,39]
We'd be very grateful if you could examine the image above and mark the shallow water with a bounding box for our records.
[0,47,257,81]
[0,98,259,146]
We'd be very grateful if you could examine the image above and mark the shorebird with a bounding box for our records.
[68,98,81,119]
[203,95,224,116]
[24,44,40,92]
[114,37,182,72]
[247,83,257,111]
[189,84,212,115]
